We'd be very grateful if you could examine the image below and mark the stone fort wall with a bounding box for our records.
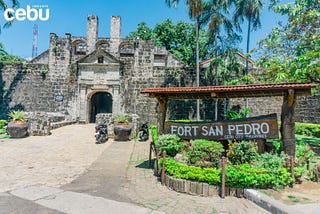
[1,14,319,130]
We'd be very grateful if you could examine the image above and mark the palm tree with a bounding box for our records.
[0,0,19,31]
[234,0,264,75]
[165,0,203,120]
[0,43,8,55]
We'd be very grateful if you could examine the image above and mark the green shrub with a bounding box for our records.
[225,107,249,120]
[161,158,293,189]
[0,120,7,129]
[296,143,315,165]
[150,125,157,142]
[226,163,293,189]
[272,140,283,154]
[161,158,221,185]
[253,152,287,169]
[295,122,320,138]
[184,139,224,164]
[155,134,183,157]
[227,140,259,165]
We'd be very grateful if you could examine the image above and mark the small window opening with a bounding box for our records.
[98,56,104,63]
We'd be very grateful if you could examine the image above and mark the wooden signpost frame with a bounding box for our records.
[141,83,317,157]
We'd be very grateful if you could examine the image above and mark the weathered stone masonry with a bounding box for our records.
[0,15,318,136]
[0,15,189,130]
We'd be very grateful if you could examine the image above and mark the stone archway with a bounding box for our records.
[89,92,113,123]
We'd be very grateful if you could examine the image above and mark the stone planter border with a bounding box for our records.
[163,174,244,197]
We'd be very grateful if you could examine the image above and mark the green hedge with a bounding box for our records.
[295,122,320,138]
[161,158,293,189]
[150,125,158,142]
[0,120,7,129]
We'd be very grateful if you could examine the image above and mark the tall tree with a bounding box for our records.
[165,0,204,120]
[234,0,264,75]
[201,0,239,55]
[256,0,320,83]
[126,22,153,41]
[127,20,211,66]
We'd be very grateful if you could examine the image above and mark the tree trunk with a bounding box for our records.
[157,96,168,134]
[245,17,251,76]
[281,89,296,157]
[196,16,200,121]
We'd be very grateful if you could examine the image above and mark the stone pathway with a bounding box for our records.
[0,124,269,213]
[63,134,269,213]
[0,124,111,192]
[122,141,269,214]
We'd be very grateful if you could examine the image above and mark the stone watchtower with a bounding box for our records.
[109,16,121,57]
[87,15,98,53]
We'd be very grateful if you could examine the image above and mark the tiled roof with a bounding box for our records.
[199,52,255,67]
[141,83,316,99]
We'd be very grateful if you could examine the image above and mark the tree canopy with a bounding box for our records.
[127,19,213,66]
[256,0,320,83]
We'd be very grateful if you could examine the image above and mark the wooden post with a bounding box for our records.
[148,142,153,168]
[221,156,226,199]
[161,151,167,186]
[281,89,296,157]
[290,155,295,179]
[157,96,168,135]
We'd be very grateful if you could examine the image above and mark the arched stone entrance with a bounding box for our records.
[89,92,113,123]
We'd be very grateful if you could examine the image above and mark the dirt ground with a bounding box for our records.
[262,181,320,205]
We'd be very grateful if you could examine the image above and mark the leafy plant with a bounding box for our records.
[114,114,129,124]
[184,139,224,165]
[295,122,320,138]
[8,110,26,122]
[52,45,59,52]
[161,158,293,189]
[40,67,47,76]
[155,134,183,157]
[253,152,287,169]
[0,120,7,129]
[226,163,293,189]
[225,107,249,120]
[150,125,158,142]
[296,143,315,166]
[160,157,221,185]
[272,140,283,155]
[227,140,258,165]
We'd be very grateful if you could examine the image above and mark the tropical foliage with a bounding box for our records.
[184,139,224,164]
[256,0,320,83]
[0,0,19,31]
[127,20,211,66]
[161,157,293,188]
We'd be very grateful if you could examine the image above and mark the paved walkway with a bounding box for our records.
[62,127,269,214]
[0,124,269,213]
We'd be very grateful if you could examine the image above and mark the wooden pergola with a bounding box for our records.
[141,83,317,156]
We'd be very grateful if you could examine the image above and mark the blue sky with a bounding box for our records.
[0,0,289,59]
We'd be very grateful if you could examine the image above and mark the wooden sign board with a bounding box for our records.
[164,114,279,140]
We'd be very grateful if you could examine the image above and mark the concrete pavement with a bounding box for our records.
[0,124,275,213]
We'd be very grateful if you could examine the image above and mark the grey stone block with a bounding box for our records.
[196,183,203,195]
[208,185,219,197]
[190,181,197,195]
[185,180,191,194]
[202,183,209,197]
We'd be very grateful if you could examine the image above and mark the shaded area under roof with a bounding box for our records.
[141,83,317,99]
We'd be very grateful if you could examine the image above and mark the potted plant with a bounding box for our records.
[7,110,28,138]
[113,114,131,141]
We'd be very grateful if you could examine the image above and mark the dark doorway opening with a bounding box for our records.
[90,92,112,123]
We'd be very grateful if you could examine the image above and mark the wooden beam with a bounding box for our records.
[157,96,168,135]
[281,89,296,157]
